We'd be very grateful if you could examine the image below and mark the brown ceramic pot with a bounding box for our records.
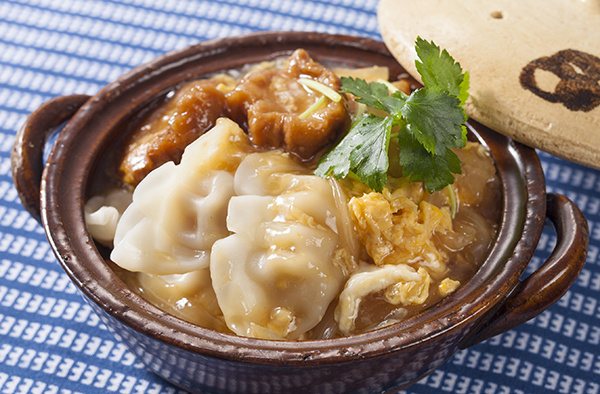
[11,32,589,394]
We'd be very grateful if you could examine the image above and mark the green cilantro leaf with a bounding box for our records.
[315,38,470,194]
[340,77,407,115]
[415,37,470,106]
[401,87,467,155]
[396,126,463,192]
[315,114,393,192]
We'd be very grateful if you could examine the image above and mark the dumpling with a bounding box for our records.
[110,118,252,275]
[133,268,230,333]
[84,188,132,246]
[210,151,358,340]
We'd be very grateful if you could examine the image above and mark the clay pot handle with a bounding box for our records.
[11,94,90,223]
[461,193,589,348]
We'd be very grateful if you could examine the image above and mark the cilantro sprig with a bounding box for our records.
[315,37,470,193]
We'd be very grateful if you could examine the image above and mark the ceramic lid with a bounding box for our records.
[378,0,600,169]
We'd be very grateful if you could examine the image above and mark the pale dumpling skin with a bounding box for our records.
[84,188,132,246]
[110,118,253,275]
[211,151,357,340]
[135,268,229,333]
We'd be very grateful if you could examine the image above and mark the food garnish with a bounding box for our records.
[298,78,343,102]
[315,37,470,194]
[298,78,343,119]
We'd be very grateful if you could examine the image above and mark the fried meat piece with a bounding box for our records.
[119,76,231,185]
[226,49,350,160]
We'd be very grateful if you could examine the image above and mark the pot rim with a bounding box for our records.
[39,31,546,366]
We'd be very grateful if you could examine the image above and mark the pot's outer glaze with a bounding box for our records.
[11,32,588,393]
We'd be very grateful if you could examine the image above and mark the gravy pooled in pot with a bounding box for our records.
[85,49,501,340]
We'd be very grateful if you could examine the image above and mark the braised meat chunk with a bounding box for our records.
[227,49,350,160]
[118,75,233,185]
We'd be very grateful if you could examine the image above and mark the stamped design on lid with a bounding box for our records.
[519,49,600,112]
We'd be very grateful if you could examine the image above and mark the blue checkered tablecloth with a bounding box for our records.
[0,1,598,393]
